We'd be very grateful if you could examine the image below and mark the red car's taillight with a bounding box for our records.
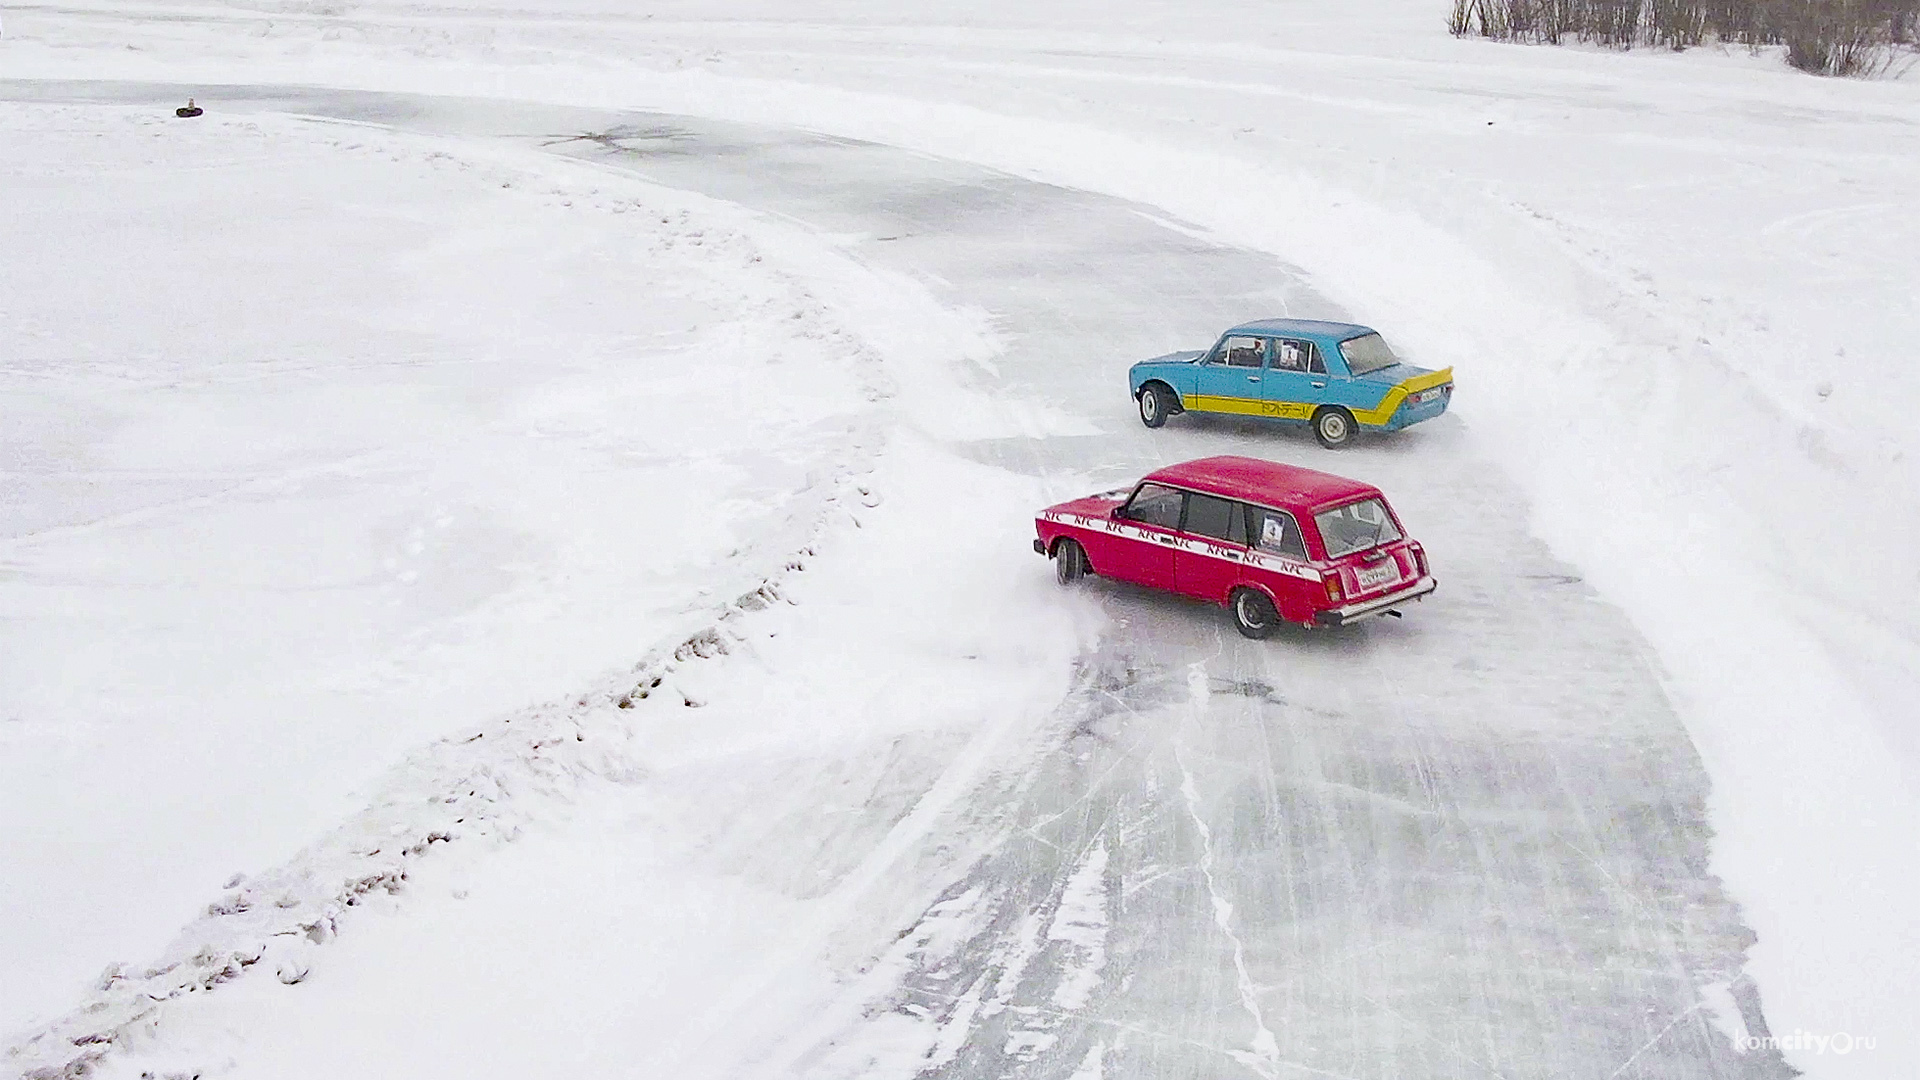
[1412,544,1429,577]
[1323,572,1343,603]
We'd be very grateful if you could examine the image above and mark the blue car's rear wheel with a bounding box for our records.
[1313,406,1354,449]
[1139,384,1170,429]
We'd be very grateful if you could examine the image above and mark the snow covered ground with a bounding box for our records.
[4,2,1918,1078]
[0,97,1002,1044]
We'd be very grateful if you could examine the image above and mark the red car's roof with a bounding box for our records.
[1143,455,1378,510]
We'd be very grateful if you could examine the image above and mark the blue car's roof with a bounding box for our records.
[1224,318,1374,342]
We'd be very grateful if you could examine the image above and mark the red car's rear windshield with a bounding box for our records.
[1315,498,1402,558]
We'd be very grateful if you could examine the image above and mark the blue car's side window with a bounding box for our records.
[1277,340,1332,376]
[1273,339,1312,373]
[1317,342,1349,378]
[1223,336,1265,368]
[1272,339,1329,376]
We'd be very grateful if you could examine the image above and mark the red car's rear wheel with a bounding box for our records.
[1231,588,1277,639]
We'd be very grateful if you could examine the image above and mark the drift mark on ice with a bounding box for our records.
[755,650,1180,1080]
[1172,661,1280,1076]
[1173,746,1280,1076]
[785,841,1116,1080]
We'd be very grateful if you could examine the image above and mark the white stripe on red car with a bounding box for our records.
[1041,511,1323,583]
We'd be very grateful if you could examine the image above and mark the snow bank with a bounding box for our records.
[0,99,935,1063]
[2,91,1094,1079]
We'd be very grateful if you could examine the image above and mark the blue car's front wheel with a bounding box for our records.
[1138,384,1171,429]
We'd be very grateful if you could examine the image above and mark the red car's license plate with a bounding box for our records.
[1355,562,1400,590]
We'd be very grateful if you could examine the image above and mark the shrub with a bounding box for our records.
[1447,0,1920,75]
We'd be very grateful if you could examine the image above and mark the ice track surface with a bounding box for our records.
[5,84,1789,1080]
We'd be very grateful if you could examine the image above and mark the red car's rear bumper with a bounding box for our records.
[1312,577,1437,627]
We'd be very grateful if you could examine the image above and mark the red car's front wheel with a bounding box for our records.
[1054,538,1089,584]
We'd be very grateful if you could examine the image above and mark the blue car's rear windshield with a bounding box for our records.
[1339,333,1400,376]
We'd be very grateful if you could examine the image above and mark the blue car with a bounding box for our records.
[1128,319,1454,448]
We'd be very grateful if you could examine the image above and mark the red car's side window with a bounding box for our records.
[1120,484,1184,529]
[1183,493,1242,545]
[1248,505,1309,561]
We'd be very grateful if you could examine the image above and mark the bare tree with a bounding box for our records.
[1446,0,1920,75]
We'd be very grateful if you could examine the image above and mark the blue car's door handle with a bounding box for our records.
[1311,381,1326,388]
[1246,376,1260,382]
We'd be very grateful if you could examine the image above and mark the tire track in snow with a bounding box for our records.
[756,655,1151,1080]
[677,658,1070,1080]
[0,449,394,552]
[1045,842,1110,1013]
[792,843,1119,1080]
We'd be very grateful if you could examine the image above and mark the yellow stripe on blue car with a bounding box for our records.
[1185,367,1453,429]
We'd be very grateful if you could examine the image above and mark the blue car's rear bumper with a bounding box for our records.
[1378,394,1450,432]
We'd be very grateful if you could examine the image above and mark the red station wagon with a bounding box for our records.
[1033,456,1436,638]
